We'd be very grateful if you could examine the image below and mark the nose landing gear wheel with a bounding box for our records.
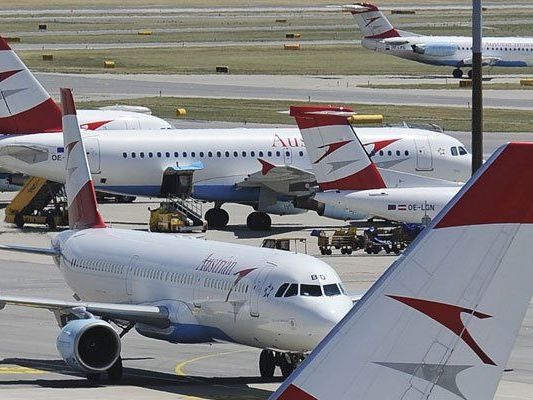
[246,212,272,231]
[205,207,229,228]
[259,349,275,378]
[452,68,463,78]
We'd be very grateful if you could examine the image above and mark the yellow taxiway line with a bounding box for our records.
[175,349,250,376]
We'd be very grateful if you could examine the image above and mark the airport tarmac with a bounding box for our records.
[0,197,532,400]
[35,72,533,110]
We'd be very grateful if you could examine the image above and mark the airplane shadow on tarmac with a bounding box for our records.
[0,358,279,399]
[226,224,344,239]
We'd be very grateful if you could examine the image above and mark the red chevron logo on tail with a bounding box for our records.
[314,140,353,164]
[389,295,496,365]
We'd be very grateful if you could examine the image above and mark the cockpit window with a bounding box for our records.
[284,283,298,297]
[451,147,458,156]
[323,283,341,296]
[458,146,467,155]
[338,283,347,295]
[300,284,322,297]
[275,283,289,297]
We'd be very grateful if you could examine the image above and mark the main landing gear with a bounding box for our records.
[247,212,271,231]
[205,206,229,228]
[452,68,473,79]
[259,350,302,379]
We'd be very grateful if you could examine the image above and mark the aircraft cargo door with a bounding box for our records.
[414,137,433,171]
[250,267,274,317]
[84,138,101,174]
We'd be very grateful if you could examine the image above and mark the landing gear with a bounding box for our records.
[452,68,463,78]
[107,356,123,381]
[259,351,303,379]
[205,207,229,228]
[259,349,276,378]
[467,69,473,79]
[247,212,271,231]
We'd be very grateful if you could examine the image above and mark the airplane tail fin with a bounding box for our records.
[270,142,533,400]
[60,88,106,230]
[0,37,62,134]
[291,105,386,191]
[343,2,401,39]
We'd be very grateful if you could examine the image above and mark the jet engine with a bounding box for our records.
[411,43,458,57]
[318,204,367,221]
[56,319,121,373]
[259,201,307,216]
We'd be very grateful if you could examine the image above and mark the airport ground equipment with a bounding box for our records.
[149,198,207,233]
[260,237,308,254]
[4,177,68,230]
[313,223,423,255]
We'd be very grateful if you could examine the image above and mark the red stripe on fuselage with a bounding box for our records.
[365,29,400,39]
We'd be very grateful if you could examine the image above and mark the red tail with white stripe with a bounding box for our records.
[270,142,533,400]
[0,37,62,134]
[60,88,105,230]
[291,105,385,191]
[342,3,400,39]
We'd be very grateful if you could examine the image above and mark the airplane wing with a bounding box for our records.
[0,244,59,256]
[460,56,501,67]
[237,159,316,197]
[0,144,49,164]
[0,295,170,327]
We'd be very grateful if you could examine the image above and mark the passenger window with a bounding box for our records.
[458,146,467,155]
[276,151,281,157]
[267,151,272,157]
[323,283,341,296]
[122,152,127,158]
[208,151,213,157]
[166,152,170,158]
[191,152,196,157]
[259,151,264,157]
[225,151,230,157]
[174,152,179,157]
[183,152,187,157]
[233,151,238,157]
[379,150,384,156]
[300,284,322,297]
[387,150,392,156]
[242,151,246,157]
[131,152,136,158]
[149,152,153,158]
[217,151,221,158]
[199,151,204,157]
[251,151,255,157]
[451,147,458,156]
[405,150,409,156]
[275,283,289,297]
[157,152,162,158]
[396,150,400,156]
[299,151,304,157]
[140,152,145,158]
[284,283,298,297]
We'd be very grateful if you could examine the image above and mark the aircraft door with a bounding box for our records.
[126,255,139,297]
[250,267,274,317]
[84,138,101,174]
[414,137,433,171]
[283,148,293,165]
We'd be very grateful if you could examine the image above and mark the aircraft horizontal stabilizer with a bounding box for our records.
[0,244,59,256]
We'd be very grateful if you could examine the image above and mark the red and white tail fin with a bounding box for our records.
[291,105,385,191]
[60,88,105,230]
[343,2,400,39]
[271,142,533,400]
[0,37,62,134]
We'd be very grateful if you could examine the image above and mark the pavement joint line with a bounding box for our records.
[174,349,251,376]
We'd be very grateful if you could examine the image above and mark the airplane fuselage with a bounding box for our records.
[364,36,533,68]
[53,228,352,352]
[0,127,470,207]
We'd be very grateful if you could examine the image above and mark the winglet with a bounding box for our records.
[269,142,533,400]
[60,88,106,230]
[0,37,62,134]
[292,105,386,191]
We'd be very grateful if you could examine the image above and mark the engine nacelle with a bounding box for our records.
[412,43,458,57]
[318,204,367,221]
[259,201,307,216]
[56,319,121,373]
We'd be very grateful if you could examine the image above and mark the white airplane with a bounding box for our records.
[0,123,470,229]
[0,37,172,134]
[270,141,533,400]
[0,88,354,381]
[292,105,462,224]
[345,2,533,78]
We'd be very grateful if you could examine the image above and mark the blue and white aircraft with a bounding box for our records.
[346,2,533,78]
